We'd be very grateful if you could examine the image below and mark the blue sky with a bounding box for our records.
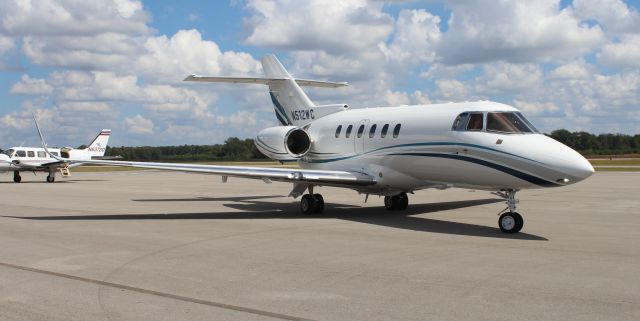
[1,0,640,148]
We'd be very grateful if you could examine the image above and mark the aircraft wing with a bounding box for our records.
[66,159,377,188]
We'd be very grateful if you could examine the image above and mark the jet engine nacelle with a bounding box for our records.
[255,126,311,161]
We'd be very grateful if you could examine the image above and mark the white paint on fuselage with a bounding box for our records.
[299,101,593,194]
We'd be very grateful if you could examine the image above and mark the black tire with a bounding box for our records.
[396,193,408,210]
[13,172,21,183]
[312,194,324,213]
[300,194,313,214]
[384,196,395,210]
[46,175,55,183]
[499,212,523,233]
[513,212,524,232]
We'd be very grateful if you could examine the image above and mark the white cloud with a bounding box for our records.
[243,0,393,54]
[10,75,53,95]
[475,62,543,94]
[58,101,112,112]
[513,100,558,115]
[598,35,640,68]
[548,60,591,79]
[382,90,410,106]
[573,0,640,35]
[380,9,441,66]
[436,79,468,100]
[0,35,14,54]
[437,0,605,64]
[124,114,154,134]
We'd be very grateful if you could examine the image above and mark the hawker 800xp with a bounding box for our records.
[37,55,594,233]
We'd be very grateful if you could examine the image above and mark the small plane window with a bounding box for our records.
[27,151,35,157]
[4,149,15,157]
[345,125,353,138]
[335,125,342,138]
[51,151,59,157]
[381,124,389,138]
[16,150,26,157]
[466,113,484,131]
[393,124,401,138]
[487,112,533,134]
[357,124,365,138]
[369,124,377,138]
[37,151,46,158]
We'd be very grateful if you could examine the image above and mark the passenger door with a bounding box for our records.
[354,119,369,154]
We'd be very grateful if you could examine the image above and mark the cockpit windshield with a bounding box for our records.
[486,112,536,133]
[3,149,14,157]
[452,111,538,134]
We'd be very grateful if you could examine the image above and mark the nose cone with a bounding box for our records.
[542,136,594,184]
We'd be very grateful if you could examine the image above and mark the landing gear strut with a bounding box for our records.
[13,171,21,183]
[493,189,524,233]
[300,186,324,214]
[384,192,409,210]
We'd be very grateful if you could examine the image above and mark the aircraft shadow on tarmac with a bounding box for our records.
[4,195,547,240]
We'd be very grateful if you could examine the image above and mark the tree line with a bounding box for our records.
[79,130,640,161]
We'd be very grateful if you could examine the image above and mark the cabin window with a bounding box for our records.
[16,150,26,157]
[345,125,353,138]
[393,124,401,138]
[27,151,35,157]
[466,113,484,131]
[381,124,389,138]
[357,124,365,138]
[369,124,377,138]
[486,112,533,134]
[51,151,59,157]
[37,151,46,158]
[335,125,342,138]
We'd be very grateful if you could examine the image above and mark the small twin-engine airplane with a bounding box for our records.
[36,55,594,233]
[0,129,111,183]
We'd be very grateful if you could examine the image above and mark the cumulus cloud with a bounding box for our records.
[573,0,640,34]
[243,0,393,54]
[598,35,640,68]
[10,75,53,95]
[380,9,441,65]
[437,0,605,64]
[124,114,154,134]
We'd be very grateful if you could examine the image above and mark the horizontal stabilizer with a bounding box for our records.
[184,75,347,88]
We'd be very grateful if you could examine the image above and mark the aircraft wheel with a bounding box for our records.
[13,172,21,183]
[499,212,523,233]
[396,193,409,210]
[46,175,55,183]
[300,194,314,214]
[384,196,395,210]
[312,194,324,213]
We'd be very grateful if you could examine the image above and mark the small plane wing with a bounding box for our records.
[32,114,375,189]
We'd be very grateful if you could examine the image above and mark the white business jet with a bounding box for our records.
[1,129,111,183]
[37,55,594,233]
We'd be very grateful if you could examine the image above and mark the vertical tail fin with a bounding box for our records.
[85,129,110,156]
[261,55,314,126]
[183,54,347,127]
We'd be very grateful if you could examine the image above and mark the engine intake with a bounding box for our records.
[255,126,311,160]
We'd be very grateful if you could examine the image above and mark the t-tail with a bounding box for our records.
[84,129,111,157]
[184,54,348,127]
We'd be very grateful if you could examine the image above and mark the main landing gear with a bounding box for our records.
[13,171,21,183]
[300,186,325,214]
[494,189,524,233]
[384,192,409,210]
[46,174,55,183]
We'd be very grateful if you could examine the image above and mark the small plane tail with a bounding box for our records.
[184,54,347,127]
[84,129,111,156]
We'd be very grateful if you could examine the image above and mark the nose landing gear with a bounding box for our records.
[493,189,524,233]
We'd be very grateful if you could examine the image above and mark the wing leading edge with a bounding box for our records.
[65,159,377,188]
